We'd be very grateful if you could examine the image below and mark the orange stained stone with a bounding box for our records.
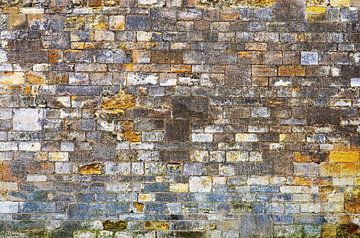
[101,90,136,113]
[278,65,305,77]
[293,176,313,186]
[48,50,62,64]
[294,152,312,162]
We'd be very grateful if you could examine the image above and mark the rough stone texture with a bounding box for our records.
[0,0,359,237]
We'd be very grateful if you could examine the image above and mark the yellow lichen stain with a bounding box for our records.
[247,0,275,6]
[88,16,108,30]
[330,0,350,7]
[101,90,136,114]
[65,16,85,30]
[293,177,313,186]
[79,162,104,175]
[306,6,327,21]
[196,0,274,7]
[319,146,360,177]
[329,147,360,163]
[320,162,341,177]
[123,64,135,72]
[341,163,359,176]
[133,202,144,213]
[321,224,337,238]
[123,131,141,143]
[307,0,326,5]
[294,152,313,163]
[120,121,141,143]
[144,221,169,231]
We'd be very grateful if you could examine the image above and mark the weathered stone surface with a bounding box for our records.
[13,109,43,131]
[0,1,358,237]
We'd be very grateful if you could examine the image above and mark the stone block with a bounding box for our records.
[13,109,43,131]
[125,15,149,31]
[301,51,319,65]
[189,176,212,192]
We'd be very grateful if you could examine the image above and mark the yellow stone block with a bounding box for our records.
[138,193,155,201]
[293,177,313,186]
[170,183,189,192]
[321,224,337,238]
[330,0,350,6]
[49,152,69,162]
[329,150,360,163]
[0,72,25,85]
[306,6,327,21]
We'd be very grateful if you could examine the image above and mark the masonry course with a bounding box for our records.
[0,0,359,237]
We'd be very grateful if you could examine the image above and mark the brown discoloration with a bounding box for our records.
[79,162,104,175]
[307,108,341,126]
[0,162,17,181]
[151,51,183,64]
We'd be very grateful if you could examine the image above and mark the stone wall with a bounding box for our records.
[0,0,359,237]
